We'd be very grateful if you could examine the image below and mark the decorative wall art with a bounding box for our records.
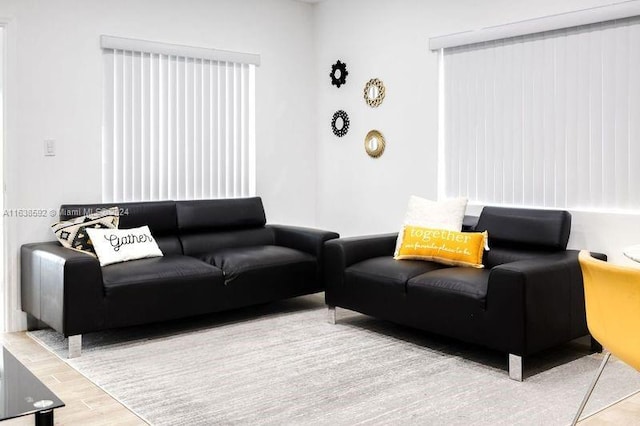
[364,130,385,158]
[330,60,348,88]
[331,110,350,137]
[364,78,385,107]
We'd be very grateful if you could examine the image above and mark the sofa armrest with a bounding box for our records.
[486,250,588,355]
[21,242,105,336]
[325,233,398,268]
[324,233,398,305]
[269,225,339,258]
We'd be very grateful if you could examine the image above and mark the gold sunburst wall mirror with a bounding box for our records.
[364,130,385,158]
[364,78,385,107]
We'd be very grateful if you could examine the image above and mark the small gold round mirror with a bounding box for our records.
[365,130,385,158]
[364,78,385,108]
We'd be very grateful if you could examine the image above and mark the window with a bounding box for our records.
[101,36,258,202]
[433,6,640,211]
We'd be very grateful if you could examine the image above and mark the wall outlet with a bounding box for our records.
[44,139,56,156]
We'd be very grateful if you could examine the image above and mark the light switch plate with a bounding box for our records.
[44,139,56,156]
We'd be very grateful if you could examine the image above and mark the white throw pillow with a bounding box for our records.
[403,196,468,230]
[86,225,164,267]
[394,196,468,257]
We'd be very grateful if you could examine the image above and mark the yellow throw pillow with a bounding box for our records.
[394,226,489,268]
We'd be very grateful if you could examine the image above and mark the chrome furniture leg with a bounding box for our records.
[68,334,82,359]
[509,354,523,381]
[327,305,336,324]
[571,351,611,426]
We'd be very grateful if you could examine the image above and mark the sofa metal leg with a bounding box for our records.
[571,351,611,425]
[590,336,603,353]
[327,305,336,325]
[68,334,82,359]
[508,354,523,381]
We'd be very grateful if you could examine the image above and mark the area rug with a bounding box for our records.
[29,295,640,425]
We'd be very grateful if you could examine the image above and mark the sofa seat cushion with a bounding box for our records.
[347,257,446,292]
[101,255,225,328]
[339,257,447,320]
[102,255,223,292]
[407,267,491,307]
[198,245,320,308]
[198,245,316,283]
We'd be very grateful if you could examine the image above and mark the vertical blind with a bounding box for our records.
[101,36,258,202]
[441,16,640,210]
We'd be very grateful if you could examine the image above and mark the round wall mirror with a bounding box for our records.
[331,110,350,137]
[364,78,385,107]
[330,60,348,88]
[364,130,385,158]
[367,85,379,99]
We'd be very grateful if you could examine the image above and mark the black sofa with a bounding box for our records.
[21,197,338,357]
[324,206,602,380]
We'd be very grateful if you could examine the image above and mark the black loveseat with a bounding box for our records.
[324,207,602,380]
[21,197,338,357]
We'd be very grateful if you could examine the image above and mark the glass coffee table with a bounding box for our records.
[0,346,64,425]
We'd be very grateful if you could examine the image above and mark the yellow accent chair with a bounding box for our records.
[572,250,640,425]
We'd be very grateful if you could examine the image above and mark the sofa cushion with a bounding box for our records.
[102,255,223,293]
[59,201,182,255]
[347,257,446,291]
[338,257,447,318]
[181,228,275,257]
[101,255,224,328]
[483,247,551,269]
[176,198,275,256]
[198,245,315,283]
[198,246,320,308]
[407,267,491,307]
[176,197,266,232]
[475,207,571,250]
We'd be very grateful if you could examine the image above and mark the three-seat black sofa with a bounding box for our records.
[324,207,603,380]
[21,197,338,357]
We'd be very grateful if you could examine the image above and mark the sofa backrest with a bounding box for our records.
[176,197,275,256]
[474,206,571,268]
[59,201,183,255]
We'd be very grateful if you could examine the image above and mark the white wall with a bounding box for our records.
[5,0,640,331]
[0,0,317,331]
[314,0,640,264]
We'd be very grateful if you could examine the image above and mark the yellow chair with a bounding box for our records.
[572,250,640,425]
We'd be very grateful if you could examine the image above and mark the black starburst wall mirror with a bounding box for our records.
[330,60,348,88]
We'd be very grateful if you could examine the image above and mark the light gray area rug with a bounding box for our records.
[29,295,640,425]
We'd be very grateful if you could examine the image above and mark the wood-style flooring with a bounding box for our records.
[1,331,637,425]
[1,332,145,425]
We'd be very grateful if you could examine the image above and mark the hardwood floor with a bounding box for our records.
[581,391,640,425]
[1,331,638,425]
[0,332,145,425]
